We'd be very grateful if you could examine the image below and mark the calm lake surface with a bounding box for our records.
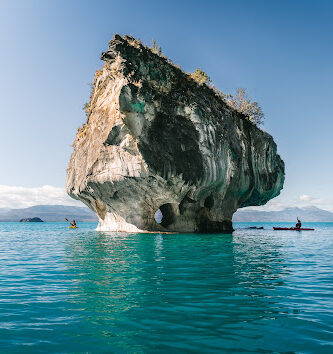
[0,222,332,352]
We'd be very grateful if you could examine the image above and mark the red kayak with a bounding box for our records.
[273,227,314,231]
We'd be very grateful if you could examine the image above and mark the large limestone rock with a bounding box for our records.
[66,35,284,233]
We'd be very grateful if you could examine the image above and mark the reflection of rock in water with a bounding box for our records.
[64,231,290,349]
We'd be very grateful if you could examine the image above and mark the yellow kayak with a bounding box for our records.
[68,226,78,229]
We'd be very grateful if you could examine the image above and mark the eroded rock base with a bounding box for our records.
[96,209,234,234]
[96,212,143,232]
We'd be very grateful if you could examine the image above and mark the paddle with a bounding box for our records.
[66,218,78,228]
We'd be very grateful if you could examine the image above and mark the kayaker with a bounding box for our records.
[295,217,301,229]
[71,219,77,227]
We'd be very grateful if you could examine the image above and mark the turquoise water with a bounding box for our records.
[0,222,332,352]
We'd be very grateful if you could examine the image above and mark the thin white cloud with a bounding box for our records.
[0,185,82,209]
[300,194,311,201]
[298,194,333,211]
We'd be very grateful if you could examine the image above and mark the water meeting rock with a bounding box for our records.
[66,35,285,233]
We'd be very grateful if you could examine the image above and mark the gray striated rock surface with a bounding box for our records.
[66,35,284,233]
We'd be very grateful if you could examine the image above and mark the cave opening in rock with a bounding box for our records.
[154,203,178,227]
[204,195,214,210]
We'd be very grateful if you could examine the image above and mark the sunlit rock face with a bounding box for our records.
[66,34,284,233]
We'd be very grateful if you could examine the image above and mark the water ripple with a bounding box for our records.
[0,222,332,352]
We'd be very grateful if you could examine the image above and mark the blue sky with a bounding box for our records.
[0,0,332,210]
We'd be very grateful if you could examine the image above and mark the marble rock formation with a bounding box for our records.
[66,35,284,233]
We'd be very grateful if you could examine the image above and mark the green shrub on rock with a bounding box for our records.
[190,68,211,85]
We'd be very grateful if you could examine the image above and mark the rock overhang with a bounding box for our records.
[66,34,285,233]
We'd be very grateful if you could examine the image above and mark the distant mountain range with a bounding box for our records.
[233,206,333,222]
[1,205,332,223]
[0,205,98,222]
[0,208,11,214]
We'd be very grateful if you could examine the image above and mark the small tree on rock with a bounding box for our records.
[190,68,211,85]
[151,38,162,55]
[225,88,264,125]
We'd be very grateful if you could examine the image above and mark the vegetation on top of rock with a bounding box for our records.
[82,102,90,117]
[80,34,265,131]
[82,66,105,119]
[189,68,265,125]
[151,38,162,55]
[223,88,264,125]
[190,68,212,85]
[76,123,87,140]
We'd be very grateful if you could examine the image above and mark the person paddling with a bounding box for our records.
[295,217,301,229]
[65,218,77,228]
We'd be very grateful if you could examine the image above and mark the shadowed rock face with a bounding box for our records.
[66,35,285,233]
